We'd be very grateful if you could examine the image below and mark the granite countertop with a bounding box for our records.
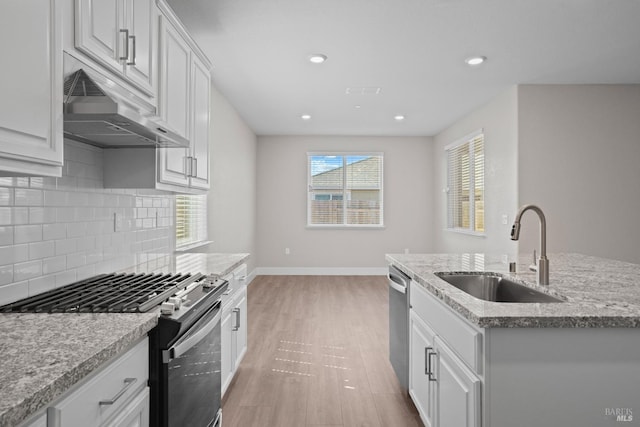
[0,252,249,427]
[386,253,640,328]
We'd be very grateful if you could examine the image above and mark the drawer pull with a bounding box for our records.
[99,378,137,406]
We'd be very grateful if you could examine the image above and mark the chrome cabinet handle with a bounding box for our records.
[232,307,241,331]
[184,156,192,177]
[426,348,437,382]
[192,157,198,177]
[119,29,129,62]
[127,35,136,65]
[99,378,137,405]
[425,346,432,376]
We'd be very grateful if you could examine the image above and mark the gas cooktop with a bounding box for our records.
[0,272,215,313]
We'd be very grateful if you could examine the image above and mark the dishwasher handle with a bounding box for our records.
[388,272,408,294]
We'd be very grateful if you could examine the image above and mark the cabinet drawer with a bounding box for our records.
[50,338,149,427]
[410,281,482,373]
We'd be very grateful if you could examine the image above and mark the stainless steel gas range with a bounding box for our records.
[1,271,227,427]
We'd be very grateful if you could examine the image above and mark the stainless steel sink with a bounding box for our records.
[435,272,564,303]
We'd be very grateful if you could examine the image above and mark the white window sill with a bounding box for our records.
[306,225,386,230]
[443,228,486,237]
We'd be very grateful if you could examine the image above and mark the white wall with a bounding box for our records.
[517,85,640,264]
[256,135,434,273]
[202,85,258,273]
[432,86,519,258]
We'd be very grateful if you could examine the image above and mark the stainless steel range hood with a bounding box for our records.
[63,58,188,148]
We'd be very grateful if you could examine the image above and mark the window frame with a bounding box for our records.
[444,130,485,236]
[307,152,384,229]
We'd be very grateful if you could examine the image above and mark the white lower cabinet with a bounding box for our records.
[47,338,149,427]
[221,264,248,396]
[409,312,436,427]
[410,282,481,427]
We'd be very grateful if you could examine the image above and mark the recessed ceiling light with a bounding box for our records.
[394,115,405,121]
[301,114,312,120]
[354,105,361,109]
[465,56,486,66]
[308,54,327,64]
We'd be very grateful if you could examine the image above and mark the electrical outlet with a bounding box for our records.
[501,214,509,225]
[285,248,290,255]
[404,248,410,254]
[113,213,124,232]
[501,254,509,264]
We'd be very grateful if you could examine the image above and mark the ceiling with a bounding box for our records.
[167,0,640,137]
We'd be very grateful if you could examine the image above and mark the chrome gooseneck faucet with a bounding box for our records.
[510,204,549,286]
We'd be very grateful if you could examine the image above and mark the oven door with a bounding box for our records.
[164,301,222,427]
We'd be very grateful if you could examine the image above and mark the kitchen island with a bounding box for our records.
[0,253,249,427]
[386,253,640,427]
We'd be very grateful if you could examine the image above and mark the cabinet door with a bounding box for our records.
[409,312,436,427]
[234,288,248,367]
[0,0,63,177]
[221,310,234,395]
[188,55,211,190]
[435,337,480,427]
[158,15,190,140]
[75,0,123,75]
[123,0,155,95]
[102,387,150,427]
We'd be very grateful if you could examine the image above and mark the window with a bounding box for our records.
[175,194,208,249]
[445,130,484,234]
[308,153,383,227]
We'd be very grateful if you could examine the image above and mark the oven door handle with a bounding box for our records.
[163,306,221,363]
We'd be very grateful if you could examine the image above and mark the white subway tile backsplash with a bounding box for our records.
[0,281,28,305]
[28,275,56,296]
[14,225,43,244]
[14,260,42,282]
[0,188,13,206]
[43,223,67,241]
[14,188,43,206]
[0,264,14,285]
[0,244,29,266]
[42,255,66,274]
[0,141,175,304]
[29,241,55,260]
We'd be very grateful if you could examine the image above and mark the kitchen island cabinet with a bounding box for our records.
[388,253,640,427]
[0,0,63,178]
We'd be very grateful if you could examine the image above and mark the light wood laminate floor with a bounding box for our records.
[222,275,423,427]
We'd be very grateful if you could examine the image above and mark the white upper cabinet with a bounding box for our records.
[188,54,211,190]
[158,13,191,141]
[75,0,157,96]
[0,0,63,177]
[104,1,211,193]
[157,1,211,191]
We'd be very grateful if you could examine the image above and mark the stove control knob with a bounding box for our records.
[160,302,175,315]
[168,297,182,309]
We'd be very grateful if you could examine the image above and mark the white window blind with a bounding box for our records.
[175,194,208,249]
[308,153,383,227]
[445,131,484,233]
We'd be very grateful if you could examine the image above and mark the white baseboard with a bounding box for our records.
[254,267,388,276]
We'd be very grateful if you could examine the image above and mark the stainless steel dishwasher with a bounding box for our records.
[388,264,411,391]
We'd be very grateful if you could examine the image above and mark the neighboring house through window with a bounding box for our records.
[307,153,384,227]
[445,130,484,234]
[175,194,208,249]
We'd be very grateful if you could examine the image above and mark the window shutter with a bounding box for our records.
[308,153,383,227]
[446,131,484,233]
[175,194,208,249]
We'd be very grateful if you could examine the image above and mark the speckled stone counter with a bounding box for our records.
[0,252,250,427]
[386,253,640,328]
